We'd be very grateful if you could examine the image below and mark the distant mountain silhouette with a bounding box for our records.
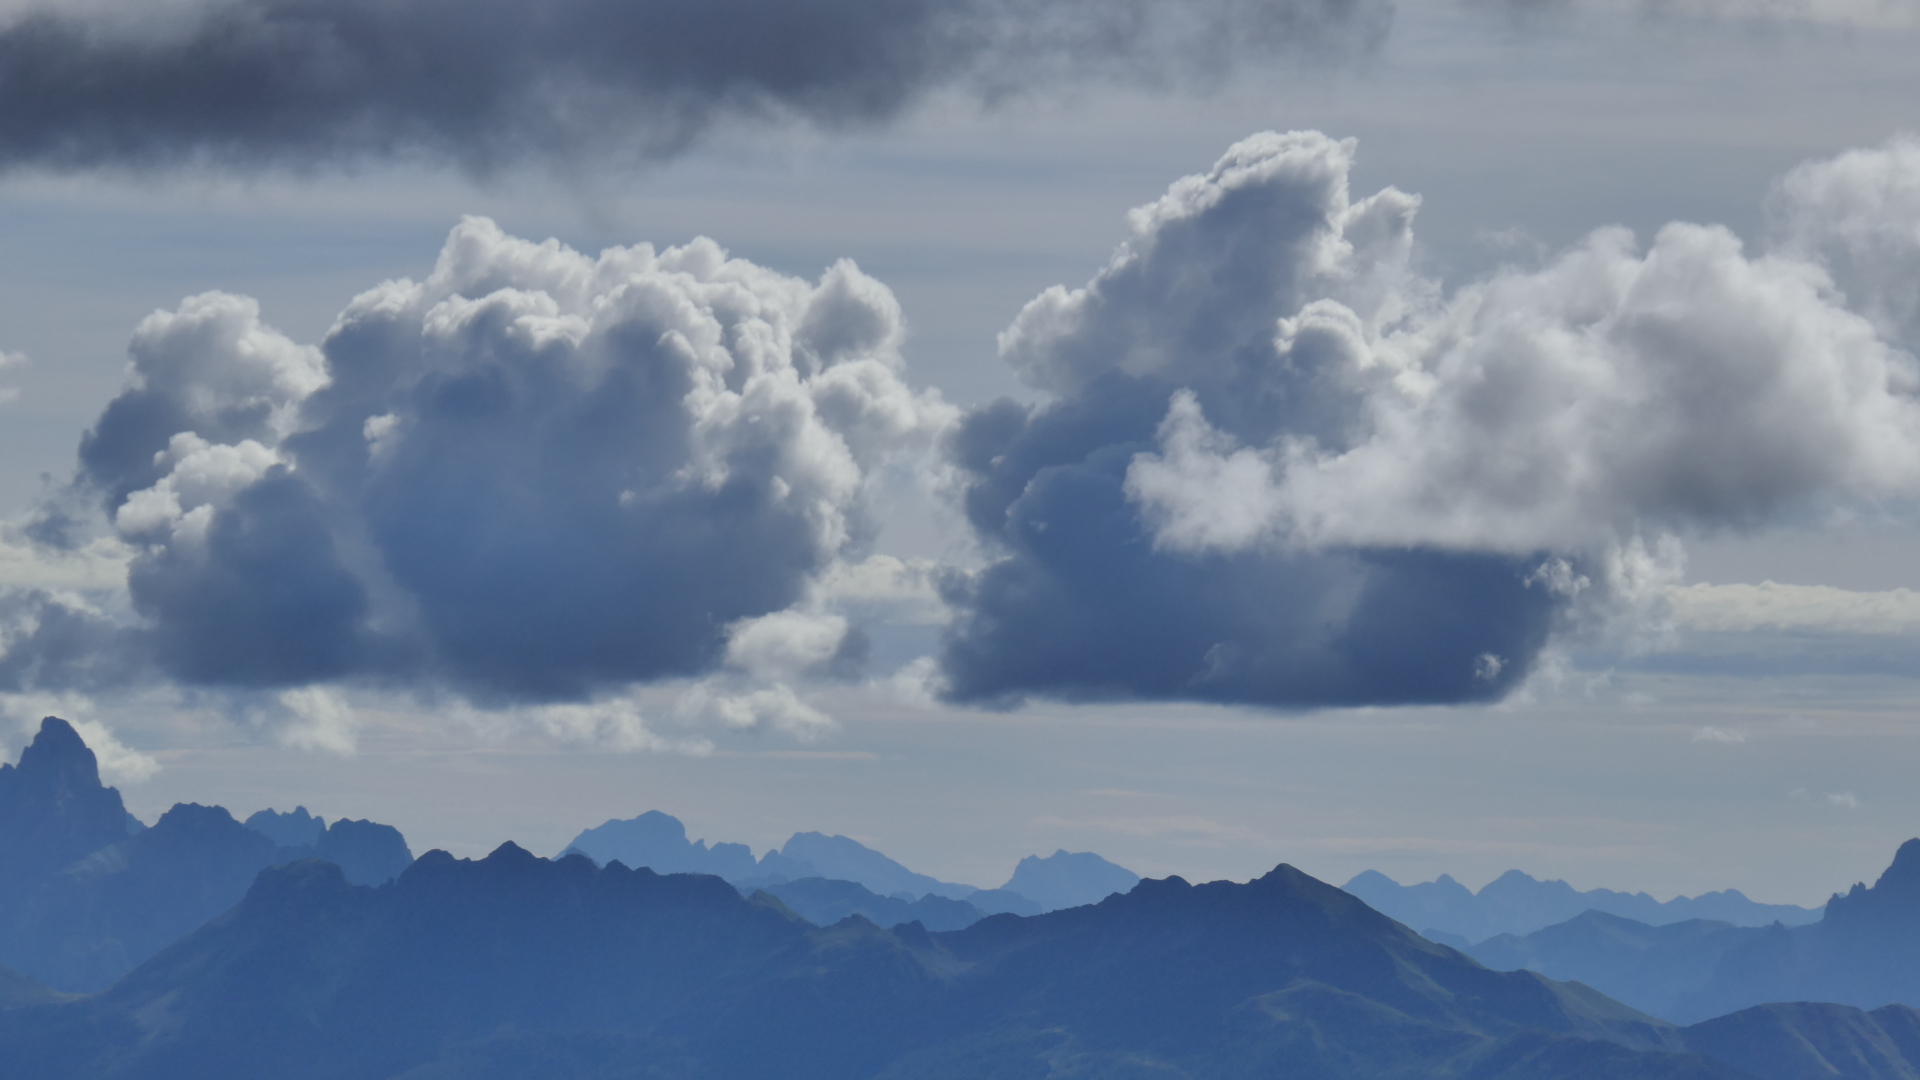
[756,876,987,931]
[244,809,412,887]
[243,806,324,847]
[1466,911,1767,1021]
[0,718,135,898]
[1457,839,1920,1027]
[959,885,1044,916]
[0,848,1750,1079]
[1675,838,1920,1023]
[770,830,977,899]
[310,819,413,886]
[1345,867,1821,941]
[998,848,1141,910]
[559,810,761,879]
[560,811,1001,906]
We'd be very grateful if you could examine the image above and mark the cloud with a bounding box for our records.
[1770,135,1920,351]
[1670,582,1920,636]
[0,348,21,404]
[0,0,1387,175]
[1477,0,1920,28]
[271,685,360,755]
[941,131,1920,709]
[0,692,160,783]
[1692,725,1748,744]
[3,216,952,745]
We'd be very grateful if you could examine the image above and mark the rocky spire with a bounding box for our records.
[0,717,131,890]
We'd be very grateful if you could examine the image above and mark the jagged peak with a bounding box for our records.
[12,716,102,787]
[1875,838,1920,890]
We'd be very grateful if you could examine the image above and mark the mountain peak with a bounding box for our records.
[1875,838,1920,891]
[15,717,101,789]
[1001,849,1140,911]
[0,716,131,888]
[1819,838,1920,933]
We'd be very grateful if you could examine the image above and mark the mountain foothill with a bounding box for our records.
[7,718,1920,1078]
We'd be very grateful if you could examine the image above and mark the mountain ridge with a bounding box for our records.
[0,845,1748,1079]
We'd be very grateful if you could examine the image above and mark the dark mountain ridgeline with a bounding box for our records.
[1681,1002,1920,1080]
[0,846,1747,1080]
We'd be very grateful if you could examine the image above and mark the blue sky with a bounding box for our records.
[1,0,1918,905]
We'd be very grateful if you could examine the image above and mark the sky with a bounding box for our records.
[2,0,1919,907]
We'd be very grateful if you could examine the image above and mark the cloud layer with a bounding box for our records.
[0,0,1385,173]
[938,131,1920,708]
[9,218,951,723]
[8,129,1920,731]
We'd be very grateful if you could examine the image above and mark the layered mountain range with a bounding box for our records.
[0,718,413,992]
[1344,868,1822,943]
[559,809,1142,921]
[1457,839,1920,1025]
[9,716,1920,1078]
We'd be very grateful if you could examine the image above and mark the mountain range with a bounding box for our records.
[1345,867,1823,943]
[560,811,1140,919]
[13,716,1920,1077]
[1461,839,1920,1026]
[0,842,1765,1079]
[0,717,413,992]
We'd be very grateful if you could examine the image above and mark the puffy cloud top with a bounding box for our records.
[10,130,1920,731]
[55,217,952,705]
[941,131,1920,709]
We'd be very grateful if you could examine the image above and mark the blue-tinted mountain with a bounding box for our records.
[1675,838,1920,1023]
[0,718,135,897]
[1,800,415,993]
[768,831,977,899]
[1345,867,1822,941]
[1463,839,1920,1027]
[246,809,412,886]
[1345,869,1497,939]
[1466,911,1767,1022]
[307,819,412,886]
[1680,1002,1920,1080]
[559,810,760,879]
[960,886,1044,916]
[997,848,1140,911]
[0,848,1749,1079]
[0,801,279,991]
[755,875,987,931]
[243,806,325,847]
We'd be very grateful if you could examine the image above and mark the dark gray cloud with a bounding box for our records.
[0,0,1388,173]
[8,220,951,712]
[940,389,1557,706]
[936,130,1920,709]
